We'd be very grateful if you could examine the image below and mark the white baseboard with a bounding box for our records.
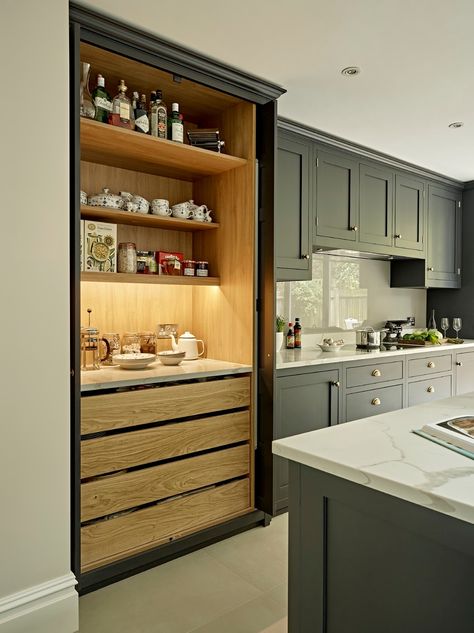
[0,573,78,633]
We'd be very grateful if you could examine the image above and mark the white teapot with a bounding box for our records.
[170,331,205,360]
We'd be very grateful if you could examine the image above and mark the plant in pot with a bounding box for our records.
[276,315,286,351]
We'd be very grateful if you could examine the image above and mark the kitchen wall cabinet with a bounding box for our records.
[359,163,393,247]
[273,366,340,512]
[394,174,425,252]
[275,131,312,280]
[455,350,474,395]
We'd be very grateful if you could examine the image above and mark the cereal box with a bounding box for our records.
[84,221,117,272]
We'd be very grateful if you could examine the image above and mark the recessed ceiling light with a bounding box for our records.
[448,121,464,128]
[341,66,361,77]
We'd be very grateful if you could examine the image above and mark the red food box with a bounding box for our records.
[157,251,184,276]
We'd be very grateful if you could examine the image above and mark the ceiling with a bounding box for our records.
[85,0,474,181]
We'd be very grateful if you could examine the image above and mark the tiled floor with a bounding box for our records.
[79,514,288,633]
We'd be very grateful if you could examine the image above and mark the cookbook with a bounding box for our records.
[414,416,474,459]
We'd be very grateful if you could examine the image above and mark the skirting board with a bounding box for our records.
[0,573,78,633]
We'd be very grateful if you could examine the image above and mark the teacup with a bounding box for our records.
[80,190,88,205]
[124,200,138,212]
[192,205,209,222]
[171,202,194,219]
[151,199,171,216]
[132,195,150,214]
[119,191,133,202]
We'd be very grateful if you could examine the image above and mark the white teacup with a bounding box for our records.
[171,202,194,219]
[192,205,209,222]
[151,199,171,216]
[132,195,149,214]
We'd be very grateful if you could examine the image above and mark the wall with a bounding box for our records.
[0,1,78,631]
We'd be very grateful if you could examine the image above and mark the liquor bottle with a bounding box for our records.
[427,309,437,330]
[168,102,184,143]
[92,74,112,123]
[286,322,295,349]
[134,94,150,134]
[130,91,139,130]
[151,89,167,139]
[294,318,302,348]
[110,79,132,128]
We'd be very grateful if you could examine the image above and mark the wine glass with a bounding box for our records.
[453,317,462,340]
[440,317,449,339]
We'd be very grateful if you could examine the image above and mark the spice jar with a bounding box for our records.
[121,332,140,354]
[183,259,196,276]
[140,331,156,354]
[196,261,209,277]
[117,242,137,273]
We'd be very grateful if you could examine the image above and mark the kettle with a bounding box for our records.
[170,331,205,360]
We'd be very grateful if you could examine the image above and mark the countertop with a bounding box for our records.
[81,358,252,392]
[273,392,474,524]
[277,340,474,370]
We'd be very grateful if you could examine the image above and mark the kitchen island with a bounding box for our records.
[273,393,474,633]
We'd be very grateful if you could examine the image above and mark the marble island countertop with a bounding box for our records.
[277,339,474,370]
[81,358,252,392]
[273,392,474,524]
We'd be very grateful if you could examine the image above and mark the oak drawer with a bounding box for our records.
[81,444,250,522]
[81,478,250,572]
[407,375,452,406]
[81,410,250,478]
[346,384,403,422]
[407,354,452,378]
[81,376,250,434]
[346,360,403,388]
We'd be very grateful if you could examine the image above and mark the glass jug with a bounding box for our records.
[81,327,110,370]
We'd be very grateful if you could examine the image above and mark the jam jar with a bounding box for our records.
[195,261,209,277]
[183,259,196,276]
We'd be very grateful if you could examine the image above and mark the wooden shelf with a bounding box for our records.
[80,119,247,181]
[81,272,220,286]
[81,205,219,232]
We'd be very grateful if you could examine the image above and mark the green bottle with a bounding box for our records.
[91,74,112,123]
[168,102,183,143]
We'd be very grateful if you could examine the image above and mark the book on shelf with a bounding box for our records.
[413,416,474,460]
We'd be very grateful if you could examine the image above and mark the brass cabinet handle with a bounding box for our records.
[301,254,310,260]
[456,361,463,366]
[427,266,434,271]
[331,380,340,388]
[427,386,435,393]
[371,369,381,377]
[394,234,402,239]
[427,361,435,368]
[350,225,358,232]
[371,397,381,406]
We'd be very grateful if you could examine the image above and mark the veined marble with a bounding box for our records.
[277,340,474,370]
[273,392,474,524]
[81,358,252,392]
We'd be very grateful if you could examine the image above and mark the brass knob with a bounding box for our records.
[371,369,381,377]
[301,254,310,260]
[427,386,435,393]
[427,266,434,271]
[331,380,340,388]
[394,234,402,239]
[456,361,463,366]
[371,397,381,406]
[427,361,435,368]
[350,225,358,232]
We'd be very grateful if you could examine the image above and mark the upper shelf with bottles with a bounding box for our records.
[80,43,250,181]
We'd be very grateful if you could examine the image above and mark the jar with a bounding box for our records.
[101,332,121,365]
[148,251,158,274]
[140,331,156,354]
[121,331,140,354]
[136,250,149,274]
[196,261,209,277]
[183,259,196,276]
[117,242,137,273]
[164,255,182,276]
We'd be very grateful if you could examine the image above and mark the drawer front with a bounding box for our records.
[81,478,250,572]
[346,360,404,388]
[408,375,452,406]
[346,384,403,422]
[81,444,250,522]
[407,354,452,378]
[81,411,250,478]
[81,376,250,434]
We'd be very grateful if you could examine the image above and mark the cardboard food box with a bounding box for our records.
[84,221,117,272]
[157,251,184,276]
[80,220,84,271]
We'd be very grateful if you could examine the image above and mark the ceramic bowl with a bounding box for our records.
[80,190,88,205]
[114,353,156,369]
[88,187,124,209]
[317,342,345,353]
[158,350,186,366]
[132,195,150,214]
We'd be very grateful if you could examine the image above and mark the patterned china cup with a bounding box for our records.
[151,199,172,216]
[132,195,150,214]
[171,202,194,219]
[192,205,209,222]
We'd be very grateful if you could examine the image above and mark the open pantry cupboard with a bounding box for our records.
[71,5,283,591]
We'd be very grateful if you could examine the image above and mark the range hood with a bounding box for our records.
[314,248,413,261]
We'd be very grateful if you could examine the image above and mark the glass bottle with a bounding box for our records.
[91,74,112,123]
[80,62,96,119]
[427,309,437,330]
[294,318,302,349]
[130,91,139,130]
[110,79,132,128]
[286,322,295,349]
[168,102,183,143]
[149,90,156,117]
[134,94,150,134]
[151,89,167,139]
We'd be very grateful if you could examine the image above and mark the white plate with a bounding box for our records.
[115,353,156,369]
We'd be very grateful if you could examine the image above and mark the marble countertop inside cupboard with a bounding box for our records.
[81,358,252,392]
[273,392,474,524]
[277,340,474,370]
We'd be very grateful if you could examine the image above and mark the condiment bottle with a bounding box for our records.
[286,322,295,349]
[294,318,302,349]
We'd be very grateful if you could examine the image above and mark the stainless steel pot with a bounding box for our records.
[356,327,383,349]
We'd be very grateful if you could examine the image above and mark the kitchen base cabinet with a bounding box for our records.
[346,384,403,422]
[407,375,452,406]
[455,351,474,395]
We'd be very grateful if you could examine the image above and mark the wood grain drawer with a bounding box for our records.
[81,411,250,478]
[346,384,403,422]
[407,354,452,378]
[346,360,403,388]
[81,478,250,572]
[407,375,452,406]
[81,376,250,434]
[81,444,250,522]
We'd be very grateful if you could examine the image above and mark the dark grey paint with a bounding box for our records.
[345,383,403,421]
[394,174,425,251]
[359,162,393,246]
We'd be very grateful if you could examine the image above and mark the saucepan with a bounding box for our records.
[356,327,387,349]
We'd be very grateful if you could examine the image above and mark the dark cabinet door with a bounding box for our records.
[394,174,425,252]
[359,163,393,247]
[275,132,312,280]
[273,369,339,512]
[455,351,474,395]
[427,185,462,286]
[315,149,359,242]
